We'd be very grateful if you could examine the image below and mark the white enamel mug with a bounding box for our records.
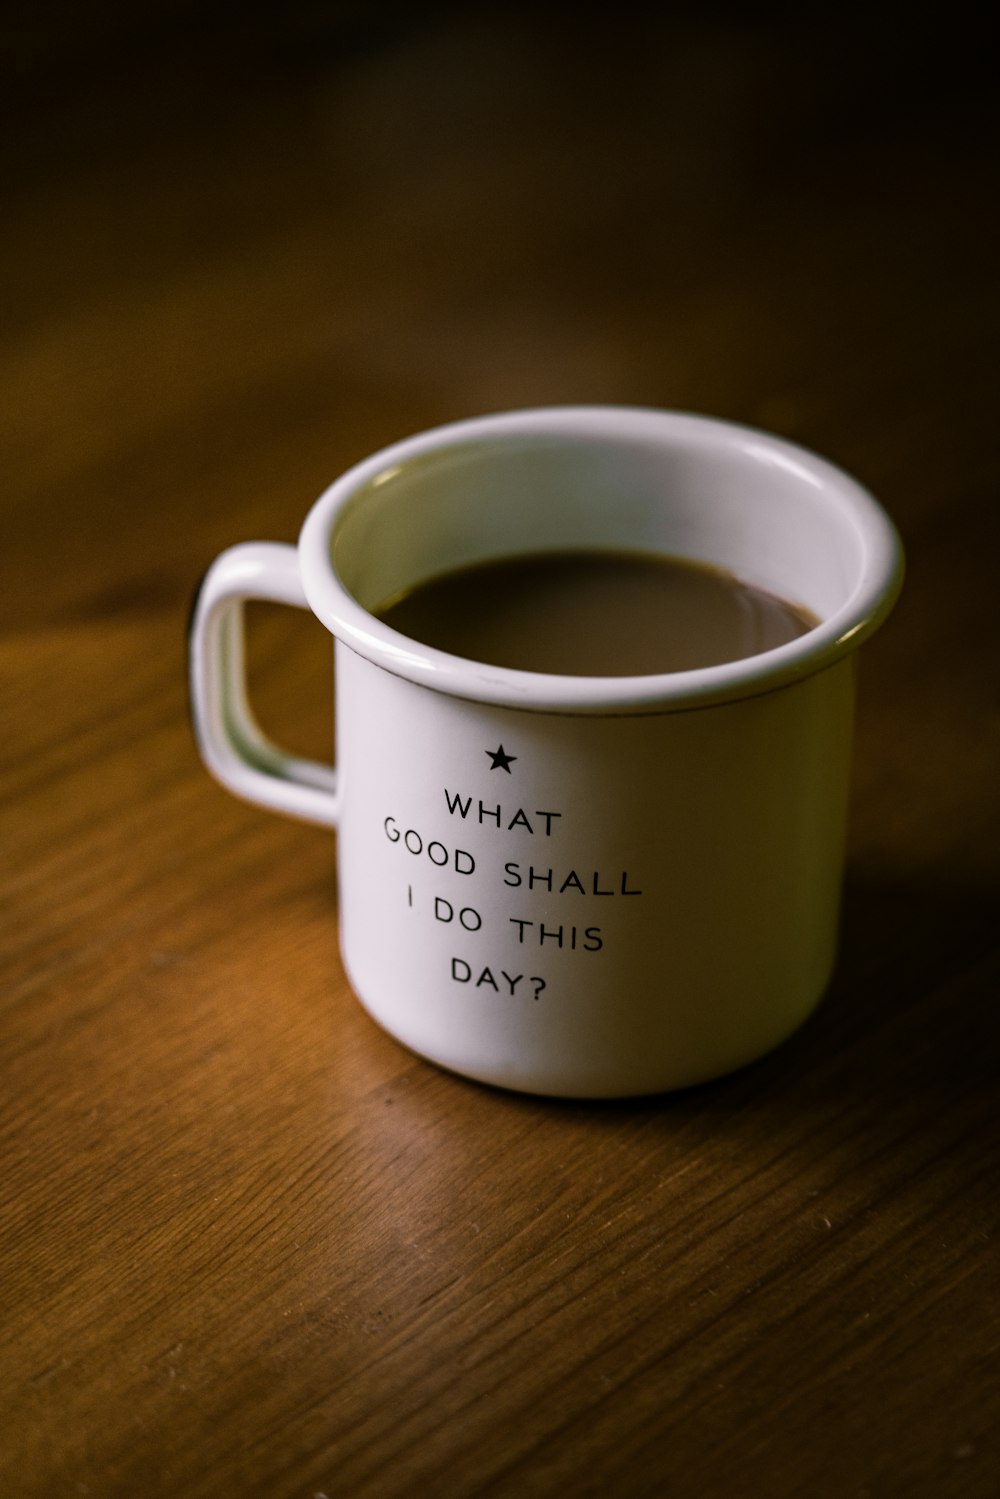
[189,406,903,1098]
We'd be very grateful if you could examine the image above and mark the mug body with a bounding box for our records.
[296,407,901,1097]
[335,642,856,1096]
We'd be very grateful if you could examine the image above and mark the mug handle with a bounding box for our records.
[188,541,341,828]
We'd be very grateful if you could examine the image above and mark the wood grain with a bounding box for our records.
[2,6,998,1496]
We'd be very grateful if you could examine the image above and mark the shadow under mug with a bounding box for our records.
[189,406,904,1098]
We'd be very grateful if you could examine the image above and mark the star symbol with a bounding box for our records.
[486,744,517,773]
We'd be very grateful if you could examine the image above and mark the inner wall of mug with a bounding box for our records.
[330,428,865,624]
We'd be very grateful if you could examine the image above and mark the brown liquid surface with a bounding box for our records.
[375,550,818,676]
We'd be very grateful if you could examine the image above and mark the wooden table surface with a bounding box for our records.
[3,6,998,1496]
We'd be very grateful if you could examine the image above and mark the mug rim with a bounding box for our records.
[298,405,904,713]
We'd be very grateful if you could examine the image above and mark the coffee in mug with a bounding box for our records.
[375,549,818,676]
